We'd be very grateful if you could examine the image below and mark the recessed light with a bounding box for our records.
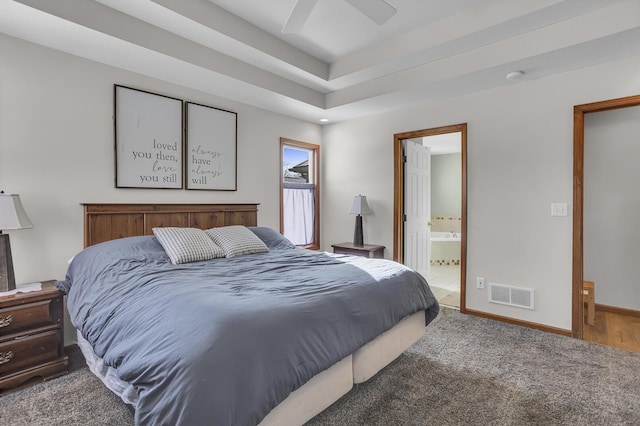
[320,118,329,122]
[506,71,525,82]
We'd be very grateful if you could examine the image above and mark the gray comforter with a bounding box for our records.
[57,230,439,425]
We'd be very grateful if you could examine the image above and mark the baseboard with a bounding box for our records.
[465,308,572,337]
[595,304,640,318]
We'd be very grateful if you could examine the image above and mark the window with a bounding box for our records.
[280,138,320,249]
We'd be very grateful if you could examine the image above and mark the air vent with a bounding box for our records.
[489,283,534,310]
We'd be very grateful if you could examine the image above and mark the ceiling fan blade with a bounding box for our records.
[282,0,319,33]
[344,0,397,25]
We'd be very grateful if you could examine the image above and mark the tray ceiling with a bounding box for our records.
[1,0,639,123]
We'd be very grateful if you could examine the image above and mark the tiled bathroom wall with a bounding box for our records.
[431,216,461,233]
[430,215,461,265]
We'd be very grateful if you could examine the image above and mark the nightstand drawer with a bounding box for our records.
[0,298,61,337]
[0,330,61,375]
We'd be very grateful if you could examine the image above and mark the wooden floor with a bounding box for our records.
[583,308,640,354]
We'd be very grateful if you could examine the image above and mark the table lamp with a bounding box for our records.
[0,193,33,292]
[348,194,370,246]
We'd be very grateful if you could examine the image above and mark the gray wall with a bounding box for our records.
[584,106,640,310]
[431,153,462,216]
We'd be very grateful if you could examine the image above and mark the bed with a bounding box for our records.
[58,203,439,425]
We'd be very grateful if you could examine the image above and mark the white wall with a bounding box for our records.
[322,55,640,330]
[0,35,321,342]
[584,106,640,310]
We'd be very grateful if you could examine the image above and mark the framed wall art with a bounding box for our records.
[185,102,237,191]
[114,85,183,189]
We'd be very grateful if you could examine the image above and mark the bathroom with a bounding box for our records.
[425,134,462,308]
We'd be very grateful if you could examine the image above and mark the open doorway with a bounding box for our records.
[573,95,640,353]
[424,133,462,308]
[393,124,467,312]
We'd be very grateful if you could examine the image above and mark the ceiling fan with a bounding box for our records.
[282,0,397,33]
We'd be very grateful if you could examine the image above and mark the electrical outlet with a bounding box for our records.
[476,277,485,289]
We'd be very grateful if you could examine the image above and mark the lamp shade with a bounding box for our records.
[0,194,33,230]
[348,195,370,215]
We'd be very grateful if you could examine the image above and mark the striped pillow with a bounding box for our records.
[153,227,225,264]
[206,225,269,258]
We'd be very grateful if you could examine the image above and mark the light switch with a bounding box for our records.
[551,203,568,217]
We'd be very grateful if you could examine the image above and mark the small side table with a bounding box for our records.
[331,242,385,259]
[0,280,68,394]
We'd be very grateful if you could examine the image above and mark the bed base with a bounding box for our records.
[261,310,426,424]
[77,311,426,425]
[260,355,353,425]
[352,310,426,384]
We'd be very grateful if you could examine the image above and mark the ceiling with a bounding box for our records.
[1,0,640,124]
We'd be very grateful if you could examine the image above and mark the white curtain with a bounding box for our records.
[283,183,314,245]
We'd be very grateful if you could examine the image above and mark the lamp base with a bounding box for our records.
[0,233,16,292]
[353,215,364,246]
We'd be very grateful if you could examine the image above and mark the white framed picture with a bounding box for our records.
[114,85,183,189]
[185,102,237,191]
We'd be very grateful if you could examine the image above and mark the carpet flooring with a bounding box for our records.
[2,308,639,425]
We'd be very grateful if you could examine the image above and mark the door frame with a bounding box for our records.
[394,123,467,313]
[572,94,640,338]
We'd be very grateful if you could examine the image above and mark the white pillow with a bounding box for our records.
[153,227,225,264]
[206,225,269,258]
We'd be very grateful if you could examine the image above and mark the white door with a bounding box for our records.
[404,140,431,280]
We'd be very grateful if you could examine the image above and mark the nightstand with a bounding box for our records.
[0,280,68,393]
[331,242,385,259]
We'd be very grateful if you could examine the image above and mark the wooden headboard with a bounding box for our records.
[83,203,259,248]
